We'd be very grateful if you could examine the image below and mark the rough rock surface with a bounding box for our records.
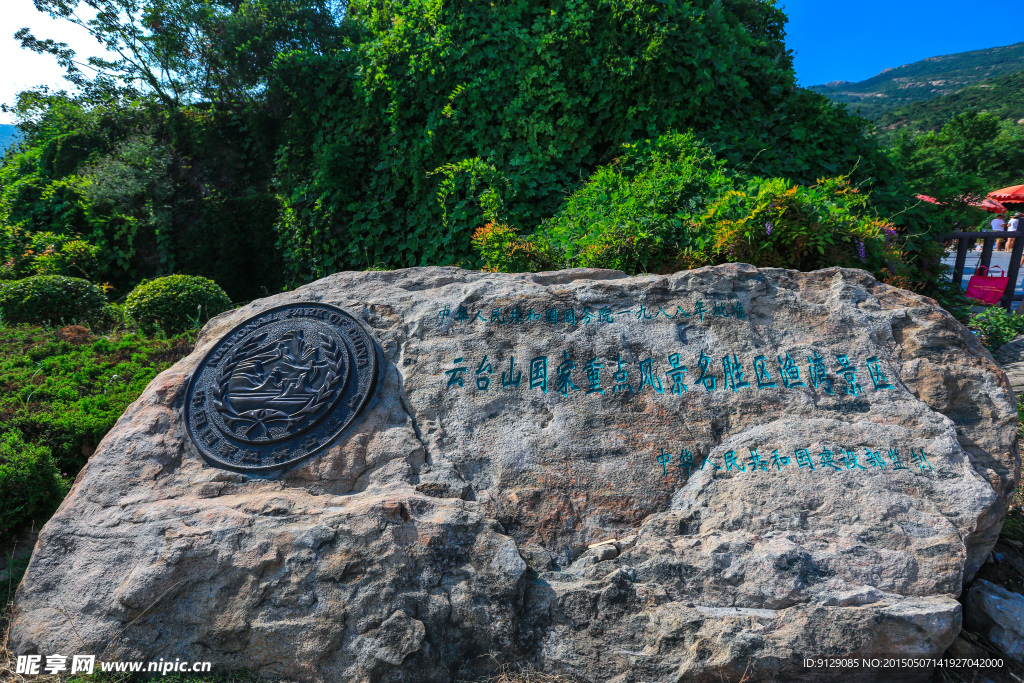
[965,579,1024,661]
[10,265,1020,682]
[993,335,1024,394]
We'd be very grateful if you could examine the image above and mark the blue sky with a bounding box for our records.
[1,0,1021,123]
[784,0,1023,86]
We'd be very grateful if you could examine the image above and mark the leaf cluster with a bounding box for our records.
[123,273,232,334]
[269,0,900,282]
[475,133,918,283]
[0,275,112,327]
[0,324,195,477]
[969,305,1024,351]
[0,429,70,539]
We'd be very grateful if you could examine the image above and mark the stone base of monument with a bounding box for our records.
[9,265,1020,682]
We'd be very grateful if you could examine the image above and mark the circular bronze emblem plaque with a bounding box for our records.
[185,303,382,471]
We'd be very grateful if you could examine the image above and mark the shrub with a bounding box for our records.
[271,0,900,282]
[969,306,1024,351]
[124,274,232,334]
[475,133,909,279]
[694,175,906,275]
[0,429,70,538]
[0,229,102,280]
[0,325,197,474]
[0,275,110,327]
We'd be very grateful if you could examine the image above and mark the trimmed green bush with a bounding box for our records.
[0,430,70,537]
[0,275,110,327]
[124,274,232,334]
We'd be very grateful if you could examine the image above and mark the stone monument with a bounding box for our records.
[9,265,1020,682]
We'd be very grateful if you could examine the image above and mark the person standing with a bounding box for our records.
[992,213,1007,250]
[1007,213,1020,252]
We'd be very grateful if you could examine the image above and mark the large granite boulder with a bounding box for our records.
[10,265,1020,682]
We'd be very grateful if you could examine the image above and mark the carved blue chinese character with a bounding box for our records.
[807,352,832,395]
[636,305,653,320]
[722,355,750,392]
[695,350,717,391]
[637,358,665,393]
[659,306,677,319]
[506,306,523,325]
[667,353,688,394]
[446,358,468,388]
[675,305,691,318]
[529,357,548,393]
[564,309,577,325]
[753,355,777,389]
[523,308,542,324]
[795,448,815,470]
[819,448,842,470]
[840,448,866,470]
[693,301,707,322]
[545,308,559,325]
[472,310,487,322]
[490,308,503,324]
[910,448,933,471]
[613,354,633,394]
[865,448,886,470]
[777,354,805,389]
[866,356,894,391]
[583,357,604,394]
[581,308,596,324]
[453,306,470,325]
[769,449,789,470]
[723,450,746,472]
[889,447,907,470]
[502,356,522,388]
[835,355,861,396]
[438,305,452,324]
[599,307,615,323]
[747,448,768,472]
[555,351,580,397]
[657,449,672,476]
[712,302,729,318]
[678,449,696,477]
[476,355,493,391]
[700,453,721,470]
[729,302,747,319]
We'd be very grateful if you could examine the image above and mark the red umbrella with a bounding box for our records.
[989,185,1024,203]
[972,197,1007,213]
[915,194,1006,212]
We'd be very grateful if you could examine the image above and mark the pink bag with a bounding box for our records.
[965,265,1010,305]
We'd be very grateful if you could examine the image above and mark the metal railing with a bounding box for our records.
[941,230,1024,311]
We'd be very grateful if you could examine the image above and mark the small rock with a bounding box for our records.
[964,579,1024,661]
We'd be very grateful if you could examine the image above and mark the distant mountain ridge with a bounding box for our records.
[0,124,19,155]
[877,70,1024,135]
[809,42,1024,120]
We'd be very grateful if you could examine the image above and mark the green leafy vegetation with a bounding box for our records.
[0,275,111,327]
[886,111,1024,224]
[124,274,232,335]
[475,133,918,286]
[0,324,195,486]
[968,306,1024,351]
[0,430,69,543]
[271,0,905,282]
